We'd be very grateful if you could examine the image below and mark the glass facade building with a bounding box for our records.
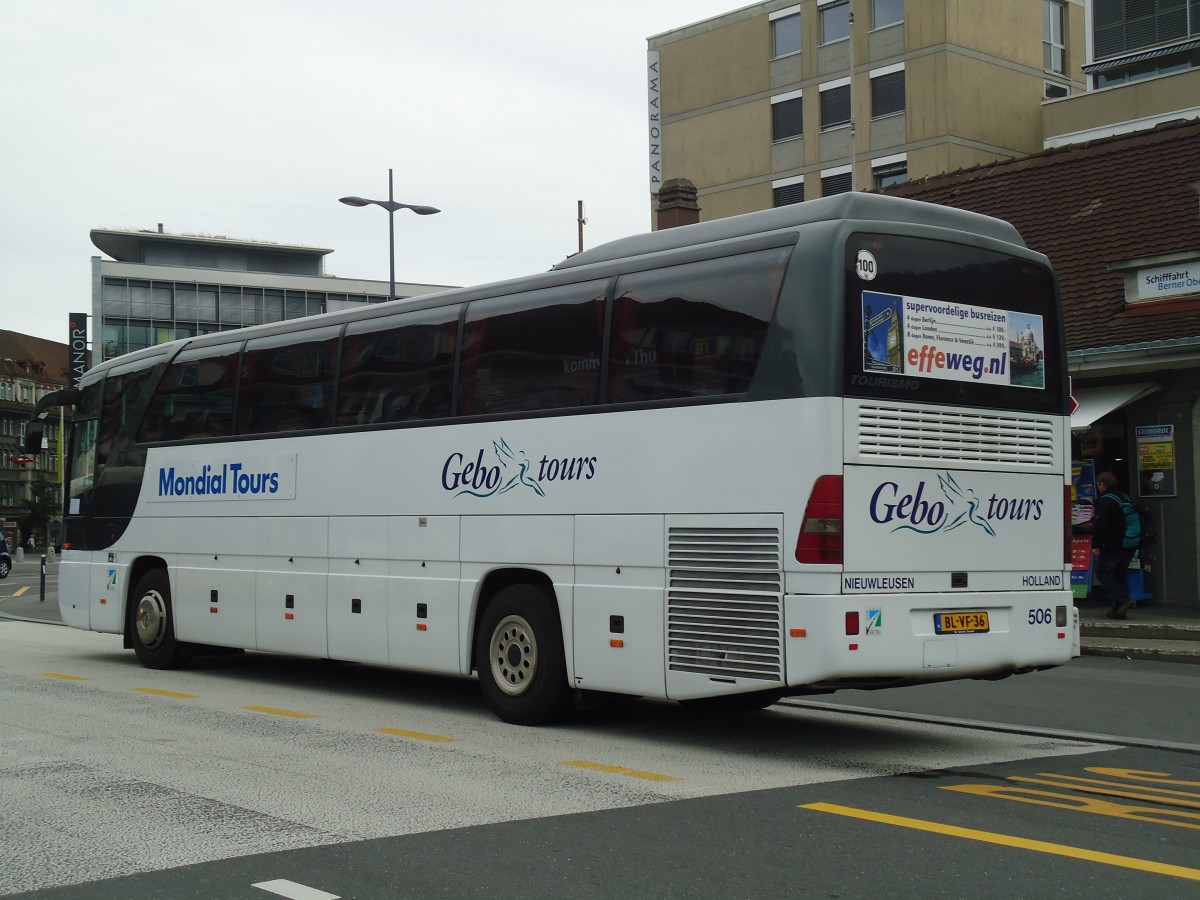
[91,229,453,364]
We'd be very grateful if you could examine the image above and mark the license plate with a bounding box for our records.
[934,611,990,634]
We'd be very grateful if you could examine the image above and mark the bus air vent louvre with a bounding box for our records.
[667,527,783,682]
[856,405,1057,469]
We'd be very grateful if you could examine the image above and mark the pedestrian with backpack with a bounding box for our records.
[1092,471,1137,619]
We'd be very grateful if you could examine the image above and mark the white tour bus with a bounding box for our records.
[27,194,1074,724]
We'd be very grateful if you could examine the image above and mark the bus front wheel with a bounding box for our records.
[130,569,188,669]
[475,584,572,726]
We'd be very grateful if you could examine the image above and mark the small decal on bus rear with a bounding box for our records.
[866,608,883,634]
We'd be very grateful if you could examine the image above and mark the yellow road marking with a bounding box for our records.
[943,783,1200,830]
[1010,774,1200,808]
[561,760,682,782]
[242,705,316,719]
[132,687,198,699]
[801,802,1200,881]
[377,727,460,743]
[37,672,86,681]
[1087,767,1200,789]
[13,586,29,597]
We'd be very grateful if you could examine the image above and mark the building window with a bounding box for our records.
[819,0,850,44]
[870,66,905,118]
[822,168,852,196]
[819,81,851,130]
[1093,0,1196,59]
[1044,0,1065,74]
[872,0,904,28]
[771,6,803,57]
[773,177,805,207]
[1092,45,1200,88]
[1044,80,1069,99]
[772,92,804,141]
[873,157,908,188]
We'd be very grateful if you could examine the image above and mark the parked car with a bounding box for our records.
[0,539,10,579]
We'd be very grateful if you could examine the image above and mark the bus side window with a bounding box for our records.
[608,249,786,404]
[238,330,338,435]
[138,346,240,443]
[337,307,459,427]
[458,282,605,417]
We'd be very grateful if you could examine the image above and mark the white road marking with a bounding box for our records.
[252,878,340,900]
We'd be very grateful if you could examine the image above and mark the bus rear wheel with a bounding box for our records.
[130,569,188,669]
[475,584,572,726]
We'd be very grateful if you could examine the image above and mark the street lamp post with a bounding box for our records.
[339,168,440,302]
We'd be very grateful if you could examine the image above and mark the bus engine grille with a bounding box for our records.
[667,526,783,682]
[855,404,1058,469]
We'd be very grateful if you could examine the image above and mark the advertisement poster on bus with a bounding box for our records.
[862,291,1045,389]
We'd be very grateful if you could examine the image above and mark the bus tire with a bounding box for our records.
[475,584,573,726]
[130,569,188,670]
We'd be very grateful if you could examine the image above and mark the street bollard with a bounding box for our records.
[40,554,46,603]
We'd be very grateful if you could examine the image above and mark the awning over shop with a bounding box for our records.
[1070,382,1160,430]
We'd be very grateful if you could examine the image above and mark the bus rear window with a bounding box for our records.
[844,234,1066,414]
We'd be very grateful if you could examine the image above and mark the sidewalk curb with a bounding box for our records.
[0,609,63,626]
[1080,642,1200,664]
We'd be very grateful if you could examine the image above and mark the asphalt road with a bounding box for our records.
[2,619,1198,899]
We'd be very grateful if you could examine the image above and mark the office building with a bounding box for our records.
[1043,0,1200,146]
[92,228,453,363]
[647,0,1086,219]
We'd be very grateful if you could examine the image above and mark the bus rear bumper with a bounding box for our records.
[782,590,1075,689]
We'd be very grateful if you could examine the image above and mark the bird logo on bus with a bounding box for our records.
[869,472,1041,537]
[442,439,599,499]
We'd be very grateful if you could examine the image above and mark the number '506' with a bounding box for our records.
[1028,608,1053,625]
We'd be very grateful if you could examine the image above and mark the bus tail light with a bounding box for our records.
[845,611,860,635]
[1063,485,1072,565]
[797,475,843,564]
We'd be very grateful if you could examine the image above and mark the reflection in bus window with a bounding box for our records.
[608,248,789,403]
[238,330,338,434]
[67,383,101,516]
[459,282,606,416]
[98,367,152,465]
[138,345,240,442]
[338,308,459,426]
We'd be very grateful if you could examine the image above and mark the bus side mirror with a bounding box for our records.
[23,420,45,454]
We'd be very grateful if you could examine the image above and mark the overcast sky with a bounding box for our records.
[1,0,739,345]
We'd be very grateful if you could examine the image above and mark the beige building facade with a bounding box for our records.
[649,0,1087,220]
